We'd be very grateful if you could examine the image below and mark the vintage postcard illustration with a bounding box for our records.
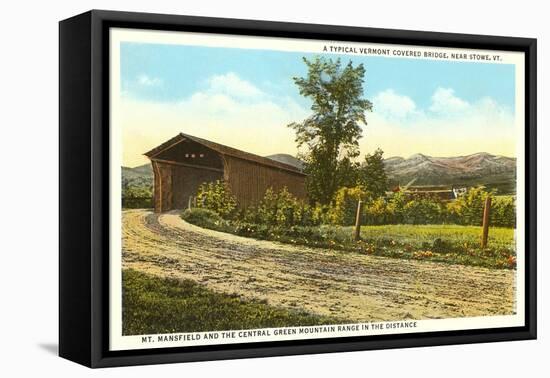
[108,28,525,350]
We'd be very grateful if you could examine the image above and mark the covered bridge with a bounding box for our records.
[144,133,307,212]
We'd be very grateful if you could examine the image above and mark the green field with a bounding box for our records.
[123,269,342,335]
[351,224,516,269]
[357,224,515,250]
[321,223,516,269]
[182,209,517,269]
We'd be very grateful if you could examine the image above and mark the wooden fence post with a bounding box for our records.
[188,196,192,209]
[481,196,492,248]
[354,200,363,241]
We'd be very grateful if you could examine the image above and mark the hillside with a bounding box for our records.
[122,164,153,189]
[384,152,516,193]
[121,152,517,194]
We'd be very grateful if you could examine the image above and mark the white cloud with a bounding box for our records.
[373,89,419,119]
[426,87,513,125]
[119,73,308,166]
[361,87,515,158]
[206,72,263,99]
[137,74,162,87]
[429,87,470,114]
[119,78,516,167]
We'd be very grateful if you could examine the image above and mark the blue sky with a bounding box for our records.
[119,42,517,167]
[121,43,515,109]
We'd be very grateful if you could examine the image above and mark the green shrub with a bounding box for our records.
[122,197,153,209]
[122,185,153,209]
[329,186,370,225]
[364,197,393,225]
[362,192,446,226]
[448,186,491,226]
[258,187,290,226]
[232,222,271,239]
[329,186,515,228]
[386,191,407,224]
[181,208,229,229]
[196,180,237,219]
[447,189,515,227]
[403,198,443,225]
[311,203,332,225]
[491,196,516,228]
[246,187,316,227]
[190,181,515,229]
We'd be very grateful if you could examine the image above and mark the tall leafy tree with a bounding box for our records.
[358,148,389,199]
[288,57,372,204]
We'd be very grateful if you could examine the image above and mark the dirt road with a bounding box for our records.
[122,209,516,322]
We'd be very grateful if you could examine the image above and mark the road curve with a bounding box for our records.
[122,209,516,322]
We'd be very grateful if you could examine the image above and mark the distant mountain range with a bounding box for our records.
[384,152,516,193]
[267,152,516,192]
[122,152,517,194]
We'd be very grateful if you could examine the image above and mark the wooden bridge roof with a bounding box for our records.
[144,133,306,176]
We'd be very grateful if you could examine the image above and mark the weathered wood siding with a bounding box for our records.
[149,137,307,212]
[152,161,161,211]
[152,161,173,213]
[224,156,307,208]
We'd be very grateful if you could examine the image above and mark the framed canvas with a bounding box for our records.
[59,10,537,368]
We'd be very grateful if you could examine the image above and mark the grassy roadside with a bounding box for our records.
[122,269,342,335]
[181,208,516,270]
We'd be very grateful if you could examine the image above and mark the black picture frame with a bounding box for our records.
[59,9,537,368]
